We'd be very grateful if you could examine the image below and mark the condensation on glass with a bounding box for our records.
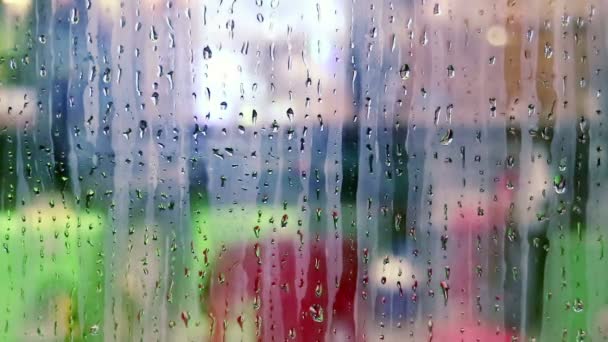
[0,0,606,341]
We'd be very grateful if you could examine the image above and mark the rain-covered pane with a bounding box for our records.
[0,0,606,341]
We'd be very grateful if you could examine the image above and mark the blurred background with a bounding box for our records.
[0,0,607,341]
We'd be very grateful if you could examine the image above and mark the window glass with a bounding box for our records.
[0,0,606,340]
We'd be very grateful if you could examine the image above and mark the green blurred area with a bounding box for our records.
[0,191,301,340]
[0,207,105,341]
[540,228,608,341]
[0,5,35,87]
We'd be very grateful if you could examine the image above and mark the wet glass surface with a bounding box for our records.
[0,0,607,340]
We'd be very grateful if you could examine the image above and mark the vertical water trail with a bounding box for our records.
[402,2,428,337]
[84,0,100,145]
[409,1,435,337]
[584,2,608,339]
[466,2,492,330]
[348,0,364,337]
[383,2,413,337]
[46,0,56,166]
[569,0,592,336]
[172,3,199,339]
[104,0,134,339]
[66,1,91,333]
[503,1,524,335]
[351,0,384,335]
[292,21,312,336]
[539,1,575,340]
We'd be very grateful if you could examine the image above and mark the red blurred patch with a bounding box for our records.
[208,236,359,341]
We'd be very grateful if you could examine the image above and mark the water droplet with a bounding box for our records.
[553,175,566,194]
[70,8,79,24]
[447,64,455,78]
[151,92,159,106]
[558,157,567,172]
[286,108,294,122]
[102,68,111,83]
[203,46,213,60]
[399,64,410,80]
[440,128,454,145]
[89,324,99,335]
[433,3,441,15]
[309,304,324,323]
[139,120,148,138]
[149,26,158,42]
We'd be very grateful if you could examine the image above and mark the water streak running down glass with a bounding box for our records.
[0,0,606,341]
